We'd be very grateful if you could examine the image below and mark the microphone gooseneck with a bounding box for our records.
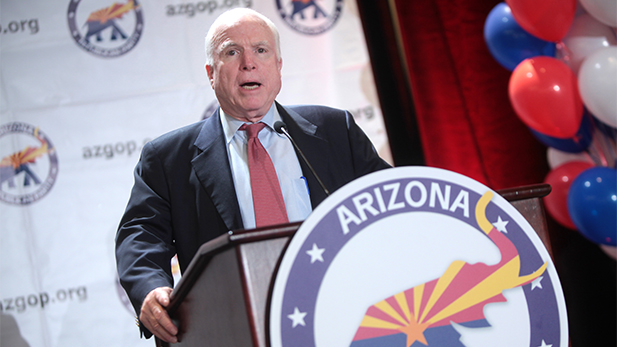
[274,121,330,196]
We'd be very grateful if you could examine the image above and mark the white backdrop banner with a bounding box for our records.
[0,0,391,346]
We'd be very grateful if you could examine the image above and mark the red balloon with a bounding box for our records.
[508,56,584,138]
[505,0,576,42]
[543,161,594,229]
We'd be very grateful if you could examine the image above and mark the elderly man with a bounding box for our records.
[115,7,390,343]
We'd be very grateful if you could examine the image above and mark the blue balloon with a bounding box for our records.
[567,167,617,246]
[530,114,593,153]
[484,2,556,71]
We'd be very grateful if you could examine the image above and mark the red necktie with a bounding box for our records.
[241,122,289,227]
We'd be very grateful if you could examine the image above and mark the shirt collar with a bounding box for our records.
[220,103,282,144]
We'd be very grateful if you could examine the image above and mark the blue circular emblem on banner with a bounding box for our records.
[0,122,59,205]
[269,167,568,347]
[276,0,343,35]
[67,0,144,57]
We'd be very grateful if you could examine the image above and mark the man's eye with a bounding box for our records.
[227,50,236,56]
[257,48,266,54]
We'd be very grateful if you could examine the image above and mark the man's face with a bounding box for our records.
[206,17,282,122]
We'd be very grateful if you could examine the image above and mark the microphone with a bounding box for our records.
[274,121,330,196]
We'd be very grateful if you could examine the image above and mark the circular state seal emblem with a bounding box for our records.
[269,167,568,347]
[276,0,343,35]
[67,0,143,57]
[0,123,59,205]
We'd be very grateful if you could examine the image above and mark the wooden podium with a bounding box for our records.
[156,183,552,347]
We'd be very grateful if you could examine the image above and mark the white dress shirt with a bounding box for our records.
[220,104,312,229]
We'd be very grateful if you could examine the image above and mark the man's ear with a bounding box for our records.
[205,64,215,86]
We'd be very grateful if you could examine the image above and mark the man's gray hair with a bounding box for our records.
[205,8,281,66]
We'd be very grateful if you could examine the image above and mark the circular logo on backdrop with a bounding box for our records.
[67,0,144,57]
[0,123,59,205]
[269,167,568,347]
[276,0,343,35]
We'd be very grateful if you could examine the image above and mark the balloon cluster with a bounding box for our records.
[484,0,617,256]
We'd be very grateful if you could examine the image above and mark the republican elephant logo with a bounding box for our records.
[82,1,139,43]
[67,0,144,57]
[276,0,343,35]
[0,123,58,205]
[290,0,327,20]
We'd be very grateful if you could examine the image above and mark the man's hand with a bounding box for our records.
[140,287,178,343]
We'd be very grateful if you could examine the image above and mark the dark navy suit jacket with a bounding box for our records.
[115,102,390,333]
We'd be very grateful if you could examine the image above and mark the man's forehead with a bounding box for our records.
[214,24,274,50]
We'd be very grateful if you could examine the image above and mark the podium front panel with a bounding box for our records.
[174,247,252,346]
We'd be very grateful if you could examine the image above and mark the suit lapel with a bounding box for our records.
[191,110,243,231]
[276,103,331,207]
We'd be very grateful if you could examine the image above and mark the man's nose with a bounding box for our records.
[241,53,256,70]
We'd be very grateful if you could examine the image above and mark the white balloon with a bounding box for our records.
[547,147,594,169]
[558,13,616,75]
[579,0,617,27]
[578,46,617,127]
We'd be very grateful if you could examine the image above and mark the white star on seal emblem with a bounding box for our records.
[287,307,307,328]
[493,216,509,233]
[306,243,325,263]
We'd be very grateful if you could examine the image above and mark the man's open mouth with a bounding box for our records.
[241,82,261,90]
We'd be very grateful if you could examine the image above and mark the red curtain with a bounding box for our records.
[393,0,548,190]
